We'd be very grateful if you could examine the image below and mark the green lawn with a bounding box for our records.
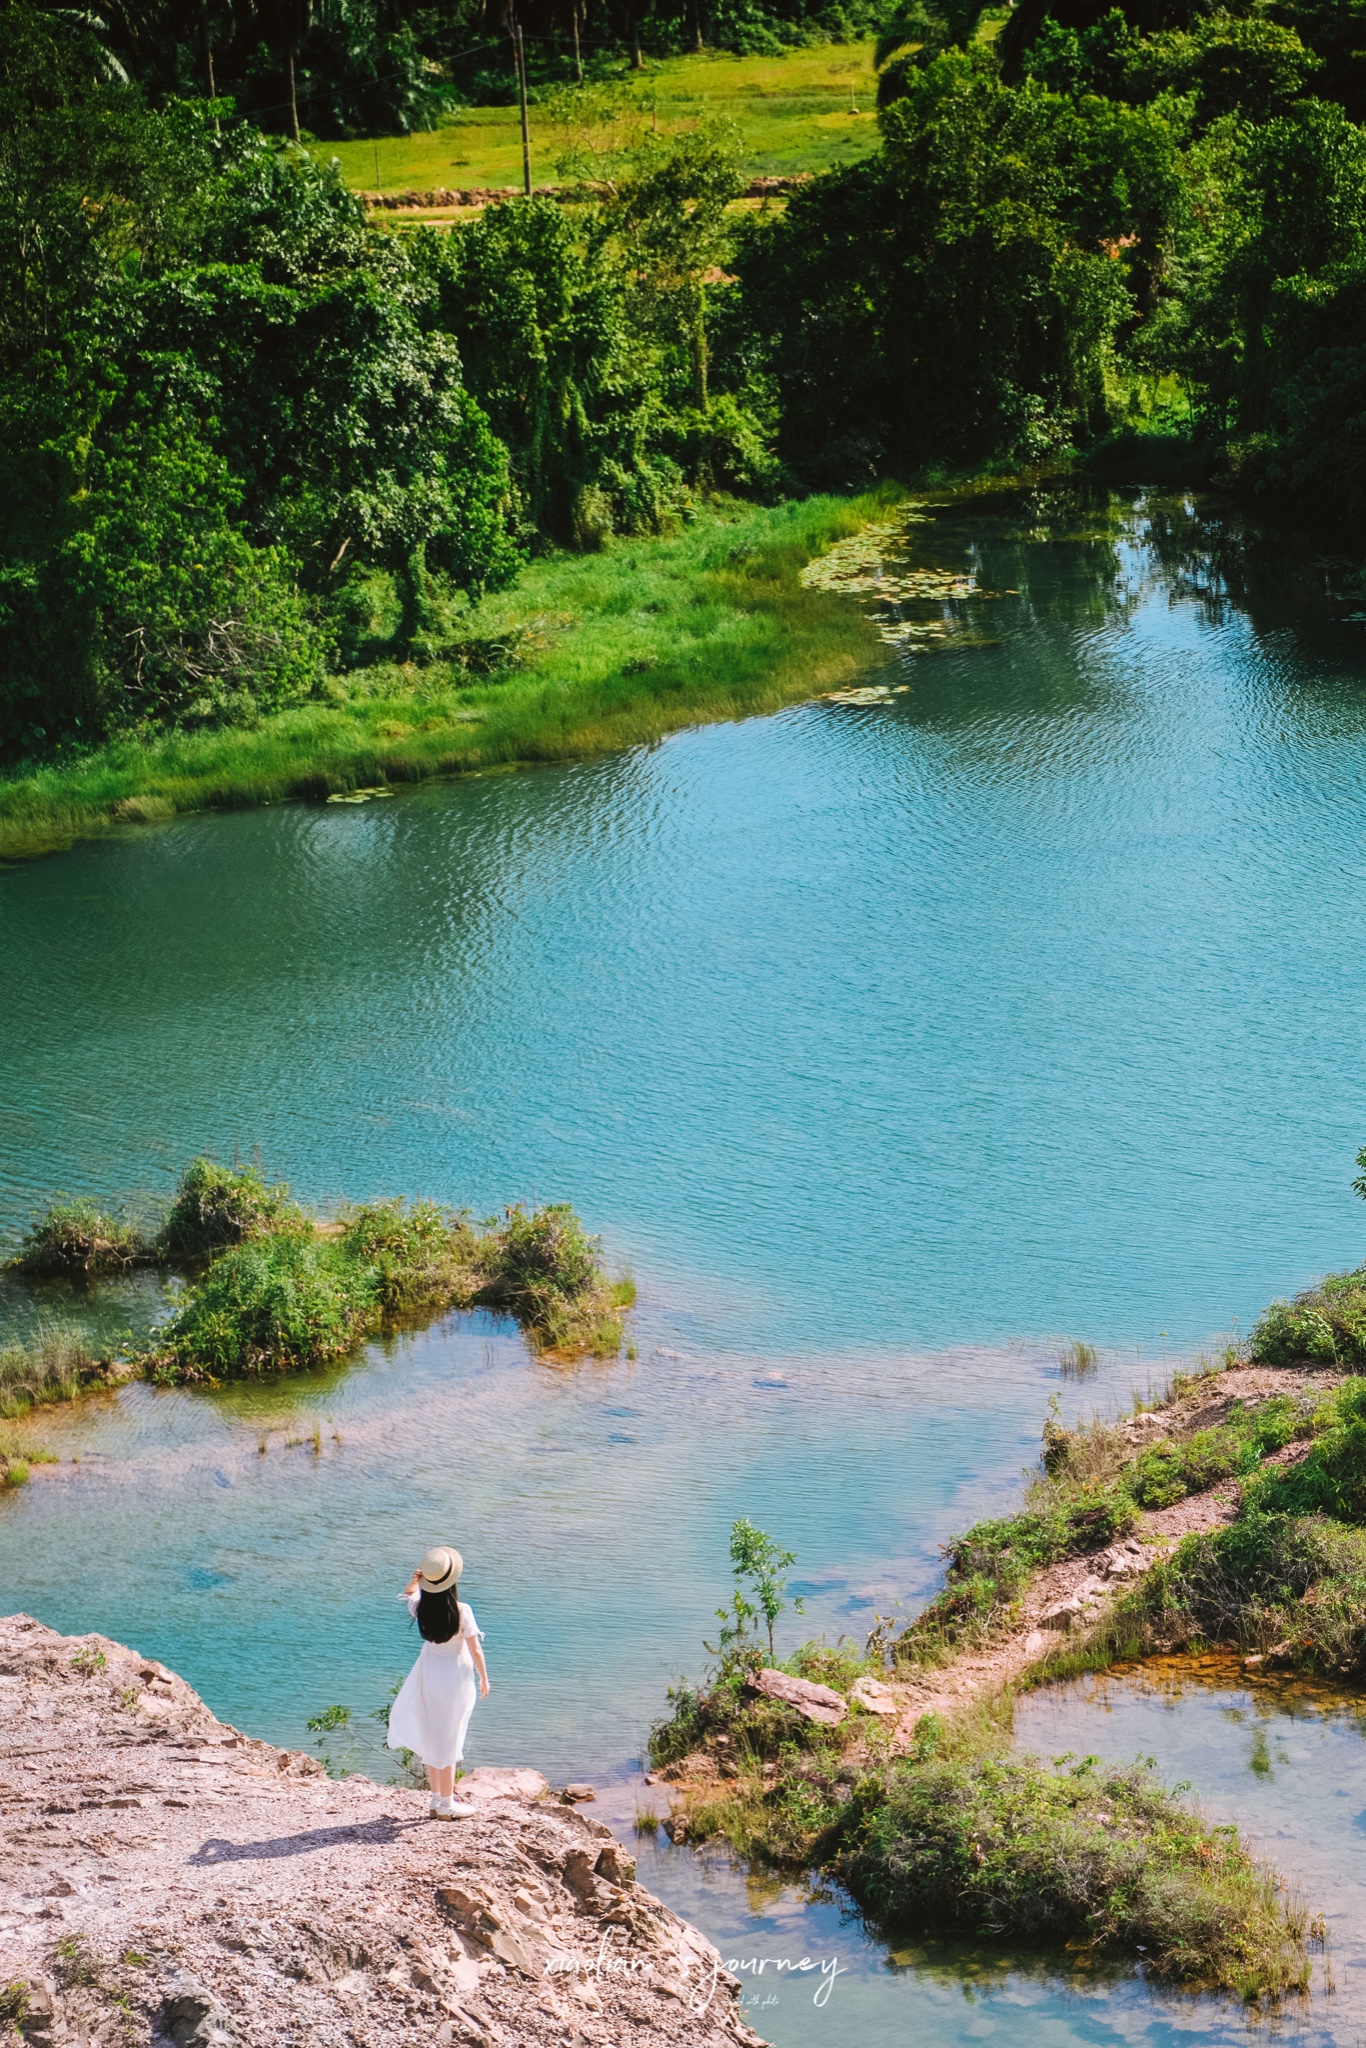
[314,43,882,196]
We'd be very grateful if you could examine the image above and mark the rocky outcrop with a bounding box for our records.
[0,1616,765,2048]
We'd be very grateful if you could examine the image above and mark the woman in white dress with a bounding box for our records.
[387,1545,491,1819]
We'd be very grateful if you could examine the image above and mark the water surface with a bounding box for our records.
[5,485,1366,2044]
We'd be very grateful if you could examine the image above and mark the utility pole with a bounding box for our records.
[514,16,532,194]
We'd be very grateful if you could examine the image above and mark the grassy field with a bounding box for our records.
[0,492,897,864]
[316,43,882,195]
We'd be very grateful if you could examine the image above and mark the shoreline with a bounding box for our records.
[0,492,896,867]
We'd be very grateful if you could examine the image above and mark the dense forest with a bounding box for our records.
[2,0,1365,761]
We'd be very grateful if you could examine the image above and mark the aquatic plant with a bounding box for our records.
[0,1323,107,1418]
[11,1199,147,1277]
[166,1235,377,1376]
[1058,1338,1098,1378]
[480,1202,632,1353]
[157,1157,308,1261]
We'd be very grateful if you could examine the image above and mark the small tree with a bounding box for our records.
[711,1517,803,1663]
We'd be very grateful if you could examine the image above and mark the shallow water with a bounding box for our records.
[5,484,1366,2043]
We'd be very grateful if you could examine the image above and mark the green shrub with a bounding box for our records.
[1250,1268,1366,1368]
[340,1198,478,1314]
[11,1198,147,1275]
[484,1202,600,1309]
[1110,1508,1366,1675]
[479,1202,626,1353]
[158,1157,307,1260]
[167,1234,376,1375]
[1248,1379,1366,1524]
[835,1751,1309,1997]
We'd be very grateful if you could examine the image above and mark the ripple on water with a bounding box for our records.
[6,485,1366,2044]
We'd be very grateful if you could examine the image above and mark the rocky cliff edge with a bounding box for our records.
[0,1616,766,2048]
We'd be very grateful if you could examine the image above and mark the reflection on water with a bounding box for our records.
[7,486,1366,2044]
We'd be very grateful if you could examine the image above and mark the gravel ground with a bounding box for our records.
[0,1615,765,2048]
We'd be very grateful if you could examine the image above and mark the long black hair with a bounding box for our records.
[416,1582,461,1644]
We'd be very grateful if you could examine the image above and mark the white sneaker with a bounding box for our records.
[446,1801,476,1818]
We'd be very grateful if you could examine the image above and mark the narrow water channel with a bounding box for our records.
[5,484,1366,2044]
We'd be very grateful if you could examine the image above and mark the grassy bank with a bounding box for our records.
[318,45,882,198]
[0,493,894,865]
[644,1258,1366,1999]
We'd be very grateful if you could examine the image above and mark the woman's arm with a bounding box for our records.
[469,1634,490,1697]
[403,1572,420,1598]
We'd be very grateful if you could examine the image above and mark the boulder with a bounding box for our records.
[851,1676,899,1717]
[743,1668,847,1725]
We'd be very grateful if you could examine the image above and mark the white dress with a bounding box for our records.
[387,1597,482,1769]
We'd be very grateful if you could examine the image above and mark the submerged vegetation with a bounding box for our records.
[5,1159,631,1391]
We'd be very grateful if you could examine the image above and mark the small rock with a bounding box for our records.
[851,1677,899,1717]
[161,1971,241,2048]
[743,1669,846,1725]
[561,1783,596,1803]
[460,1765,548,1804]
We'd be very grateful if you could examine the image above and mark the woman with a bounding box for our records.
[387,1545,491,1819]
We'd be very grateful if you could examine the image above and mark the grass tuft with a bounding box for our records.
[11,1198,148,1277]
[157,1156,309,1261]
[0,1322,109,1419]
[480,1202,628,1354]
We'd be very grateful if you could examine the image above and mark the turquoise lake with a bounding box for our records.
[4,482,1366,2043]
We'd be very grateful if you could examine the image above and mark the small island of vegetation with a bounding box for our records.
[0,1157,633,1460]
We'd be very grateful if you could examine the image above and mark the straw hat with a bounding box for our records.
[417,1546,462,1593]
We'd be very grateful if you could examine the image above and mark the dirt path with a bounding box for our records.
[880,1366,1342,1746]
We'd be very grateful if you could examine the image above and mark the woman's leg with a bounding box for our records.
[426,1763,455,1800]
